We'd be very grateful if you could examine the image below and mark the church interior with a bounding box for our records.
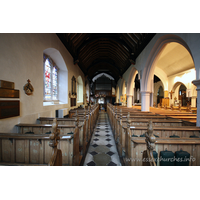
[1,33,200,167]
[2,1,200,199]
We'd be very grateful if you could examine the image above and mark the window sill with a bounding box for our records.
[43,101,65,106]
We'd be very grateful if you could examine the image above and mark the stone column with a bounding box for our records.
[192,79,200,126]
[191,96,197,107]
[137,89,140,103]
[141,91,150,112]
[150,93,154,107]
[127,94,133,107]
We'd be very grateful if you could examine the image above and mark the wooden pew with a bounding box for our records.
[107,103,169,133]
[48,118,62,166]
[16,124,76,135]
[112,112,171,137]
[116,119,200,166]
[71,104,99,134]
[107,103,196,135]
[121,119,195,127]
[113,114,193,146]
[0,133,79,166]
[16,122,86,163]
[38,111,89,157]
[114,113,200,160]
[69,104,99,135]
[128,137,200,166]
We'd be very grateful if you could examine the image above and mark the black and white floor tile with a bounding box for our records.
[83,111,121,166]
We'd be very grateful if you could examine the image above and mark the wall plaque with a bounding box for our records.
[0,100,20,119]
[0,80,14,89]
[0,80,19,98]
[23,79,34,95]
[0,88,19,98]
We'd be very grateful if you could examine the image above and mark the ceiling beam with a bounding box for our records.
[76,34,132,56]
[87,60,121,73]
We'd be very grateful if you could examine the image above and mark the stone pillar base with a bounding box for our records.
[141,91,150,112]
[127,94,133,107]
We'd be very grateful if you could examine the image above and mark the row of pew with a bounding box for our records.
[107,103,200,166]
[0,104,99,166]
[156,103,197,114]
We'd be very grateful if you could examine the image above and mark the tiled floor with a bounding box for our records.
[83,111,121,166]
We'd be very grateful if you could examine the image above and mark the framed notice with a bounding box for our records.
[0,100,20,119]
[70,98,76,107]
[120,95,126,103]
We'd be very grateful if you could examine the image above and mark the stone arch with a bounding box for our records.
[140,34,195,111]
[171,81,187,105]
[192,84,197,97]
[154,67,168,91]
[141,34,194,93]
[172,81,187,92]
[126,67,138,95]
[122,80,126,95]
[154,80,164,106]
[119,78,125,98]
[43,48,68,104]
[116,85,119,103]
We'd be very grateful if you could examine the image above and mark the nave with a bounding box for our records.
[83,111,121,166]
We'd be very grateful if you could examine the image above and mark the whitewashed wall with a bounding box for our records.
[0,33,85,133]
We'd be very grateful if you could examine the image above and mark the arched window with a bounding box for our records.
[44,54,58,101]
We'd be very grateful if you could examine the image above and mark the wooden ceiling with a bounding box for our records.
[57,33,156,82]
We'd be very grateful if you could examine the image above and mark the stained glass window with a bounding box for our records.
[52,66,58,100]
[45,58,51,100]
[44,54,58,100]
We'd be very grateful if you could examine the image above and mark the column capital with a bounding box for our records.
[140,91,151,95]
[126,94,133,97]
[192,79,200,89]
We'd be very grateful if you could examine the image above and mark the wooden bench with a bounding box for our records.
[16,123,76,135]
[0,133,79,166]
[115,114,200,161]
[16,122,87,160]
[107,103,200,166]
[118,120,200,166]
[112,114,169,136]
[121,119,194,127]
[119,125,200,160]
[38,116,90,156]
[72,105,99,132]
[127,137,200,166]
[69,104,99,134]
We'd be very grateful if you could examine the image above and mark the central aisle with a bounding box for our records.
[83,111,121,166]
